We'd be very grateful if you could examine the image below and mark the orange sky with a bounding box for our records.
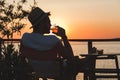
[14,0,120,39]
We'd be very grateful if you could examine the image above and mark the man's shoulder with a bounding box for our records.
[45,35,61,42]
[22,32,30,37]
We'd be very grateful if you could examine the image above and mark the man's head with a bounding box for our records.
[28,7,51,34]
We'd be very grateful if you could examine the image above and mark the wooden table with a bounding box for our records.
[80,53,120,80]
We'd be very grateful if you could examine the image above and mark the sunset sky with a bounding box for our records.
[19,0,120,39]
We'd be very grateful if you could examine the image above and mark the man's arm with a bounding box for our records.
[54,26,74,58]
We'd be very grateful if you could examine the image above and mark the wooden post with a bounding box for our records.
[88,40,92,54]
[87,40,96,80]
[114,56,120,80]
[0,38,2,60]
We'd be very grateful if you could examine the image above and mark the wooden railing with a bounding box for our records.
[70,38,120,53]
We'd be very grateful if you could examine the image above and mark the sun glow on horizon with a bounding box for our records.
[50,16,71,37]
[11,0,120,39]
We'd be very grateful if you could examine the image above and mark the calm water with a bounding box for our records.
[70,41,120,56]
[12,41,120,55]
[12,41,120,80]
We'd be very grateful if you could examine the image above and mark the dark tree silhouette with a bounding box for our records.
[0,0,37,39]
[0,0,37,80]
